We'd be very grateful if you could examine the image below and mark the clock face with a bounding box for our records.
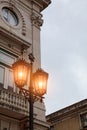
[2,7,18,26]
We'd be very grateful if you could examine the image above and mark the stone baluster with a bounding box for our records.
[0,89,29,114]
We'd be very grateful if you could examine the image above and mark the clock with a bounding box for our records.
[2,7,18,26]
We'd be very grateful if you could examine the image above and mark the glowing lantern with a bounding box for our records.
[12,59,30,88]
[32,69,49,96]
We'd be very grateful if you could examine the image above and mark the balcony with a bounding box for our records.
[0,87,29,120]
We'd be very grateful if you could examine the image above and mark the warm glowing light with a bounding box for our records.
[12,59,49,97]
[38,81,43,89]
[19,71,23,77]
[32,69,49,96]
[12,59,30,88]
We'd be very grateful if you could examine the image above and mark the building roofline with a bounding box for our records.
[46,99,87,122]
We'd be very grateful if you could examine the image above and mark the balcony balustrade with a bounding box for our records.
[0,87,29,118]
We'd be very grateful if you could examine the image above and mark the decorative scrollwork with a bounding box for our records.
[19,88,44,103]
[31,13,43,28]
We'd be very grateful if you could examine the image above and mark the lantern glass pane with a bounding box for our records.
[12,59,30,88]
[14,65,28,87]
[32,69,48,96]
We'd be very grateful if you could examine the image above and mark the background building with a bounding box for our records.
[46,99,87,130]
[0,0,51,130]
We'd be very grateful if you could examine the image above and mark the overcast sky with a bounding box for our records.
[41,0,87,115]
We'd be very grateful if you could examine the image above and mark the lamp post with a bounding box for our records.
[12,54,49,130]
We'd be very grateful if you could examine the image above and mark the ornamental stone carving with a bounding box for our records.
[31,13,43,28]
[21,15,26,36]
[8,0,15,7]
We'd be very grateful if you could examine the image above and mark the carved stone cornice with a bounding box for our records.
[0,27,31,51]
[31,13,43,28]
[31,0,51,11]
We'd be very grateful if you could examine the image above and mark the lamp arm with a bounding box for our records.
[28,53,35,63]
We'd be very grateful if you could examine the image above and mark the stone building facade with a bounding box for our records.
[0,0,51,130]
[47,99,87,130]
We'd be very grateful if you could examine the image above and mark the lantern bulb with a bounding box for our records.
[18,71,23,79]
[39,81,43,89]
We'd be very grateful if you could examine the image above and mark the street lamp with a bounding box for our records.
[12,53,49,130]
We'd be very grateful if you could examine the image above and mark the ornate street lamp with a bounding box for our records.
[12,54,49,130]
